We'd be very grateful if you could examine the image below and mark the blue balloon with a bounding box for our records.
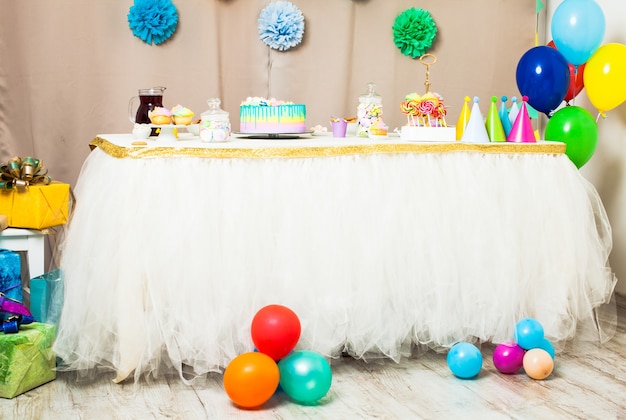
[516,46,570,115]
[536,338,555,359]
[446,342,482,379]
[551,0,606,66]
[515,318,545,350]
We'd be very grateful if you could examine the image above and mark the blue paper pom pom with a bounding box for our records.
[258,1,305,51]
[128,0,179,45]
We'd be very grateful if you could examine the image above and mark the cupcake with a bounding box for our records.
[171,104,195,125]
[148,107,173,125]
[369,118,388,137]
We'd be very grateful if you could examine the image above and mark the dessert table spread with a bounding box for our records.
[53,133,616,383]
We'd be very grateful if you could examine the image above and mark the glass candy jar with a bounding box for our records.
[200,98,231,143]
[356,82,383,137]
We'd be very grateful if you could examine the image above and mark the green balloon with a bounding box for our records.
[278,350,332,405]
[545,106,598,168]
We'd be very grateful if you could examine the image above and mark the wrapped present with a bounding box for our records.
[29,269,63,325]
[0,249,22,304]
[0,157,70,229]
[0,323,56,399]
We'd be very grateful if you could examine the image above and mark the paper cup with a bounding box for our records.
[331,121,348,137]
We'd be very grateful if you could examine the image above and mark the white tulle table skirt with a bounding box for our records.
[53,135,616,383]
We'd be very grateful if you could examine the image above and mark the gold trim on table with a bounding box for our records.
[90,137,566,160]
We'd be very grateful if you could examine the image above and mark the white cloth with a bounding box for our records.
[53,135,616,383]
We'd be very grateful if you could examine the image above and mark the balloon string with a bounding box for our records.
[534,13,539,47]
[572,66,578,106]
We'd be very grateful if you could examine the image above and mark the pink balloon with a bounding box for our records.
[493,342,525,374]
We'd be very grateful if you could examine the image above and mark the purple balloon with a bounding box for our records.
[493,342,525,374]
[516,46,570,115]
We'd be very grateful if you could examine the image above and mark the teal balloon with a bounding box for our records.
[278,350,332,405]
[545,106,598,168]
[446,342,482,379]
[515,318,544,350]
[551,0,605,66]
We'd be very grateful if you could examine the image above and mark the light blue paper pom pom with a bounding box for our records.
[128,0,179,45]
[258,1,305,51]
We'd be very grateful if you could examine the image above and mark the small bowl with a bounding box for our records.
[187,124,200,136]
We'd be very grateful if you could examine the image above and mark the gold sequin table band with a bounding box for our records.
[90,135,566,160]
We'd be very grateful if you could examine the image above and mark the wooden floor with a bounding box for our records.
[3,296,625,420]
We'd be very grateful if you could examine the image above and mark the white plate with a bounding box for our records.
[312,130,331,136]
[148,124,192,129]
[147,124,197,141]
[233,131,313,139]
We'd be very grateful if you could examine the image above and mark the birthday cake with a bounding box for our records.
[240,97,307,134]
[400,92,456,142]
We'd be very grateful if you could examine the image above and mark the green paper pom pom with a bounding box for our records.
[392,8,438,59]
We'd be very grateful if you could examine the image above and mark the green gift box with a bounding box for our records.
[0,323,56,399]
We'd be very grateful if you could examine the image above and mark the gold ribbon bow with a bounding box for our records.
[0,156,52,192]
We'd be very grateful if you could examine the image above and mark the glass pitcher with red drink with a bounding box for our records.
[128,87,166,134]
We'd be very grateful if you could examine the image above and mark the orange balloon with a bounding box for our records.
[223,352,280,408]
[523,348,554,380]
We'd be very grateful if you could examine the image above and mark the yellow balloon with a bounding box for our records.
[584,43,626,114]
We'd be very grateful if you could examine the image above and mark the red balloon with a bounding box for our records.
[251,304,301,361]
[548,40,586,103]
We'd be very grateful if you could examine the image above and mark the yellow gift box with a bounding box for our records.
[0,182,70,229]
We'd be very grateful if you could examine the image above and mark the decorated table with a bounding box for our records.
[53,133,616,383]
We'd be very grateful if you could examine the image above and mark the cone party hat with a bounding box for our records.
[508,96,520,125]
[507,96,536,143]
[486,96,507,142]
[499,96,513,136]
[461,97,490,143]
[455,96,471,141]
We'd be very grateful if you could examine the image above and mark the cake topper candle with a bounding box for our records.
[420,53,437,94]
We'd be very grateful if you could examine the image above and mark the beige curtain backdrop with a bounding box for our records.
[0,0,537,185]
[8,0,625,295]
[25,1,626,283]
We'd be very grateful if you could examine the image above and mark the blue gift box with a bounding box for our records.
[29,269,63,325]
[0,249,23,321]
